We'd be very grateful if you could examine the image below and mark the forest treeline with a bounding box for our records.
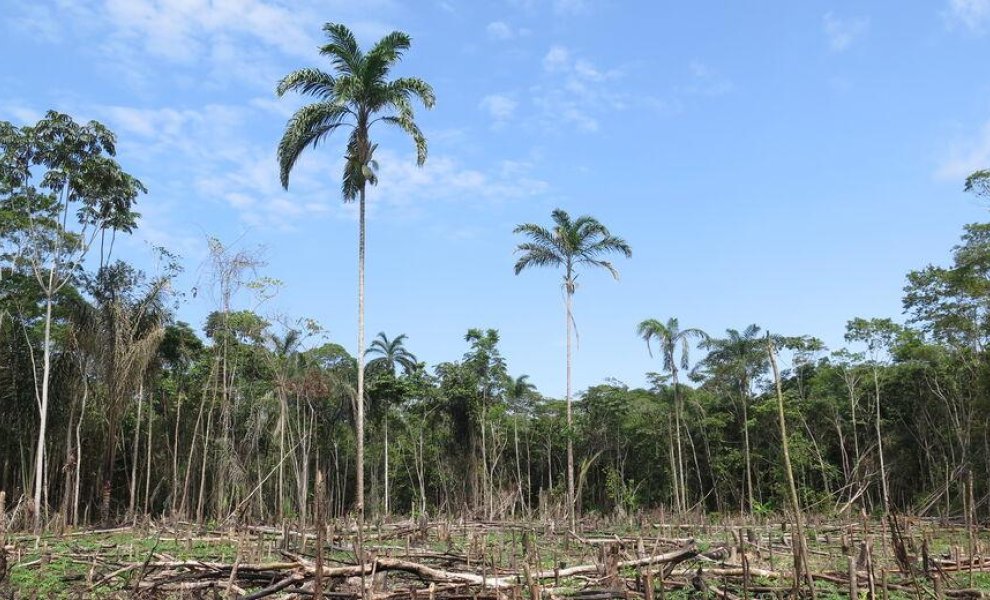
[4,111,990,529]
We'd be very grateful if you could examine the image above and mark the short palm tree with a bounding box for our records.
[276,23,435,518]
[366,332,418,376]
[637,317,707,513]
[513,208,631,529]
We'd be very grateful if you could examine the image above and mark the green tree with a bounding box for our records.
[276,22,435,519]
[699,324,766,513]
[366,332,417,514]
[366,332,418,376]
[0,112,145,530]
[513,208,631,529]
[636,317,707,512]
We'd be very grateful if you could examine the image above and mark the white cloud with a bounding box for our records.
[479,94,518,124]
[945,0,990,31]
[532,46,641,134]
[823,12,870,52]
[936,120,990,181]
[366,149,549,216]
[543,45,571,71]
[487,21,514,40]
[9,0,397,91]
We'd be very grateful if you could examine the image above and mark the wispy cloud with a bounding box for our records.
[486,20,529,40]
[6,0,397,92]
[542,45,571,71]
[944,0,990,31]
[680,61,734,97]
[532,45,636,133]
[479,94,519,126]
[823,12,870,52]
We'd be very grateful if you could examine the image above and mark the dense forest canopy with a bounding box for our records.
[3,108,990,529]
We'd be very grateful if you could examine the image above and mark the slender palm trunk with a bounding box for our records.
[672,366,687,512]
[384,409,389,515]
[565,281,575,531]
[356,184,368,600]
[356,186,366,517]
[741,377,754,513]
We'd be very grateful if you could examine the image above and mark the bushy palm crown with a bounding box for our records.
[513,208,632,292]
[637,318,708,373]
[366,332,418,376]
[276,23,435,197]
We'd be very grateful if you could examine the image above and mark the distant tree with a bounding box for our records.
[366,332,418,376]
[637,317,707,512]
[277,23,435,519]
[513,208,631,529]
[366,332,417,514]
[965,169,990,199]
[699,324,766,513]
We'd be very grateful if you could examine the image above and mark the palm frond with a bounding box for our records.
[276,68,337,98]
[278,103,351,188]
[320,23,363,76]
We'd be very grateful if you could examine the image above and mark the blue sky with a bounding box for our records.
[3,0,990,397]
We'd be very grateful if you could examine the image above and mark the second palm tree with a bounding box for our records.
[514,208,631,530]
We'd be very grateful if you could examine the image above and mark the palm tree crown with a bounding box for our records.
[366,332,418,376]
[276,23,435,196]
[637,317,708,374]
[514,209,632,291]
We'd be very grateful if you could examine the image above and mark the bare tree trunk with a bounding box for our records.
[144,389,154,515]
[384,409,390,516]
[128,382,144,519]
[356,184,367,600]
[873,367,890,515]
[673,367,687,512]
[565,282,575,531]
[73,378,88,527]
[171,393,182,517]
[741,378,755,513]
[767,337,816,599]
[32,292,55,532]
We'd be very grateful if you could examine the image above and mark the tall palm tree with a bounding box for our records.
[276,23,435,519]
[366,332,418,376]
[513,208,632,529]
[637,317,707,513]
[699,324,766,513]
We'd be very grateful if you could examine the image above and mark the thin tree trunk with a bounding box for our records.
[565,282,575,531]
[767,337,816,599]
[741,377,754,513]
[73,377,88,527]
[144,390,154,515]
[384,408,389,515]
[356,184,367,600]
[673,367,687,512]
[32,292,55,532]
[129,382,144,519]
[873,367,890,515]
